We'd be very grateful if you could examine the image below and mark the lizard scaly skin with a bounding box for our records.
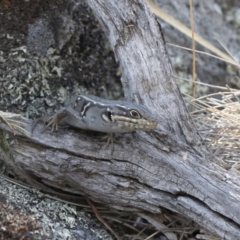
[32,95,158,153]
[43,95,158,133]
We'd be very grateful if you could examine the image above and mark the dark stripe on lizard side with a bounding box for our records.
[73,96,92,117]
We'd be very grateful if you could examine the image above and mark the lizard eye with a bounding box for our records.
[130,110,141,118]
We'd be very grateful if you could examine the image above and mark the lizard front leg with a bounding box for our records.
[32,107,78,133]
[45,108,71,132]
[101,133,114,154]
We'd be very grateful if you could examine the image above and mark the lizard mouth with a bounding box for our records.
[150,120,158,129]
[102,112,158,130]
[108,112,113,122]
[134,119,158,130]
[111,115,158,129]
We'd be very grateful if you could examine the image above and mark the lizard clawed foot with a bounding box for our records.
[44,114,60,132]
[101,133,121,155]
[101,133,114,155]
[43,109,69,133]
[32,110,67,134]
[32,115,60,134]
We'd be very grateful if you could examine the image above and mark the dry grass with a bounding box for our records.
[0,111,30,137]
[186,85,240,170]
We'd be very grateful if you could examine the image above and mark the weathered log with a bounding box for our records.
[1,0,240,239]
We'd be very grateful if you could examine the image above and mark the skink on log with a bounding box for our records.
[33,95,158,149]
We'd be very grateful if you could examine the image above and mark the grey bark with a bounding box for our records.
[0,0,240,239]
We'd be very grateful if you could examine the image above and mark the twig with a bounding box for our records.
[86,197,122,240]
[189,0,196,111]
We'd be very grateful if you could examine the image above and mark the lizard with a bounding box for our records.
[32,95,158,150]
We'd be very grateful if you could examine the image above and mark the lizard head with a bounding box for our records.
[102,102,158,132]
[74,95,158,133]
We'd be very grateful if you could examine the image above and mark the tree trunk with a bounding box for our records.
[1,0,240,239]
